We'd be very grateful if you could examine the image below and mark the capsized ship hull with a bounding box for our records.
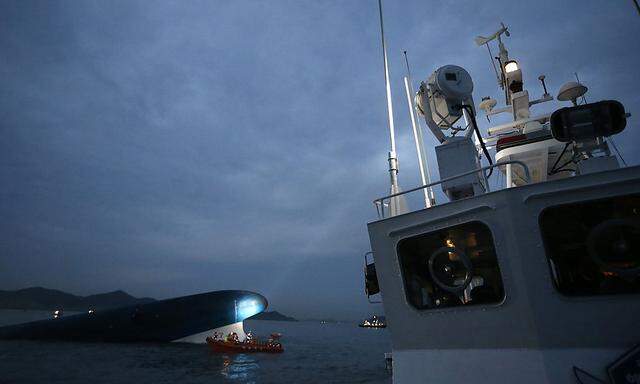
[0,290,266,342]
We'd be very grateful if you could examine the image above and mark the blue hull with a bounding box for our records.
[0,290,267,342]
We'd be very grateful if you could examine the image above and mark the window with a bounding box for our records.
[397,221,504,310]
[445,72,457,81]
[540,194,640,296]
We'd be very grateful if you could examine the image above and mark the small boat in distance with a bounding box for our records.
[206,332,284,354]
[359,315,386,328]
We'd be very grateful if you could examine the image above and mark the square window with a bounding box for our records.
[540,194,640,296]
[397,221,505,309]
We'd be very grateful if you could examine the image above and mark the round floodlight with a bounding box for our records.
[587,218,640,277]
[433,65,474,100]
[504,60,519,73]
[557,81,588,103]
[427,246,473,293]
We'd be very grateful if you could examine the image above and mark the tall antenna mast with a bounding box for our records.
[378,0,396,155]
[377,0,407,216]
[403,51,435,208]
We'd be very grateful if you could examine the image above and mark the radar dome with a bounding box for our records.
[557,81,588,104]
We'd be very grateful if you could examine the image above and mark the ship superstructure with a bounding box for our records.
[364,4,640,383]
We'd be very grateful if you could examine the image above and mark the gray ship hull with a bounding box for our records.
[0,290,267,342]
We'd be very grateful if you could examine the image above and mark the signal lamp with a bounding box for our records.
[504,60,519,73]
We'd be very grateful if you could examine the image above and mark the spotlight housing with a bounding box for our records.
[550,100,627,142]
[504,60,519,73]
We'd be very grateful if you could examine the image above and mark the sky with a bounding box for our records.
[1,0,639,321]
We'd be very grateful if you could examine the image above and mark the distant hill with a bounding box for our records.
[248,311,297,322]
[0,287,155,311]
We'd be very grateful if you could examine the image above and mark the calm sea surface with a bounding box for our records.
[0,310,391,384]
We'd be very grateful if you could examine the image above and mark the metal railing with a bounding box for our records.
[374,160,531,219]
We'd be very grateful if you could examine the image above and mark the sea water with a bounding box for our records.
[0,311,391,383]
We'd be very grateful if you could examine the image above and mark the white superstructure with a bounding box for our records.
[364,13,640,384]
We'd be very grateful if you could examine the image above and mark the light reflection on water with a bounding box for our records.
[220,354,260,381]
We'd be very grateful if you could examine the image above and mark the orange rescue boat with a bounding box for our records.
[206,333,284,354]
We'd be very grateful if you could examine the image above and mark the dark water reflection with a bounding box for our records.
[0,317,391,383]
[220,354,260,380]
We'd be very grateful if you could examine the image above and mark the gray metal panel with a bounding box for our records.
[368,165,640,351]
[520,168,640,349]
[369,189,538,350]
[435,137,484,198]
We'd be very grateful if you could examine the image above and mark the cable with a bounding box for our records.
[460,104,494,178]
[608,137,628,166]
[574,72,587,105]
[548,143,570,175]
[485,44,500,85]
[549,154,580,175]
[467,105,494,177]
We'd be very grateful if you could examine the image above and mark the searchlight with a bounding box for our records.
[234,297,267,321]
[504,60,519,73]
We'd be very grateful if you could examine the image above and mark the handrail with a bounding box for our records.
[374,160,531,219]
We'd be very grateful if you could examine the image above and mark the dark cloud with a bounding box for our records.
[1,0,638,320]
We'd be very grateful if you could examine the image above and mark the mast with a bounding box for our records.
[377,0,407,216]
[403,51,435,208]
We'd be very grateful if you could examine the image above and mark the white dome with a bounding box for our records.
[557,81,588,102]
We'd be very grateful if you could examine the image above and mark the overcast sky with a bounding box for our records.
[1,1,639,321]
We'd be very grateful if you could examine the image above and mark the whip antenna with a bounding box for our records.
[403,50,436,207]
[378,0,396,153]
[377,0,407,216]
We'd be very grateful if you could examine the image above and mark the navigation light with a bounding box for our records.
[504,60,519,73]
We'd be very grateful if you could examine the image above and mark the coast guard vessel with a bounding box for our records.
[364,3,640,383]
